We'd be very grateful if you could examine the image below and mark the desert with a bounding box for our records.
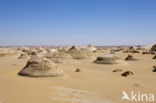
[0,44,156,103]
[0,0,156,103]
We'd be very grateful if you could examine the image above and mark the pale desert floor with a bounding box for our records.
[0,51,156,103]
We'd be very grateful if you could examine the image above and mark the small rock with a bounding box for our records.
[153,65,156,72]
[112,69,122,72]
[75,68,81,72]
[121,71,134,77]
[125,54,136,60]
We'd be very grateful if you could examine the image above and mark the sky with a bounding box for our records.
[0,0,156,46]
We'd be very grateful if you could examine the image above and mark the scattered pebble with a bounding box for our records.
[112,69,122,72]
[75,68,81,72]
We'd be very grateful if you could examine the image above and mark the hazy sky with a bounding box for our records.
[0,0,156,46]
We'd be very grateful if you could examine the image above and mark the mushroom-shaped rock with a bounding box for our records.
[121,71,134,77]
[18,55,64,77]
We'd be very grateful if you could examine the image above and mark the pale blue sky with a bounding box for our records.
[0,0,156,46]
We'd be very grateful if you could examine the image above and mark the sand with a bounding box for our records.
[0,49,156,103]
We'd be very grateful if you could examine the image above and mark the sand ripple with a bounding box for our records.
[49,86,113,103]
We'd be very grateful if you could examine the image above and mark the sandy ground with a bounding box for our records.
[0,51,156,103]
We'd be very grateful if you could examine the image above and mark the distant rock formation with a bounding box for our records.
[68,46,91,59]
[87,44,97,52]
[0,48,17,57]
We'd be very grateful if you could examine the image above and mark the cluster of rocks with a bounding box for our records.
[17,45,97,77]
[93,54,137,65]
[112,69,134,77]
[93,44,155,77]
[2,44,156,78]
[0,48,18,57]
[122,46,141,54]
[142,44,156,55]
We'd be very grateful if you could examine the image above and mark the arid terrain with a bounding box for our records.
[0,45,156,103]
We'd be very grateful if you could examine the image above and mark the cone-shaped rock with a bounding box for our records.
[68,46,78,52]
[18,55,64,77]
[68,46,91,59]
[87,44,97,52]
